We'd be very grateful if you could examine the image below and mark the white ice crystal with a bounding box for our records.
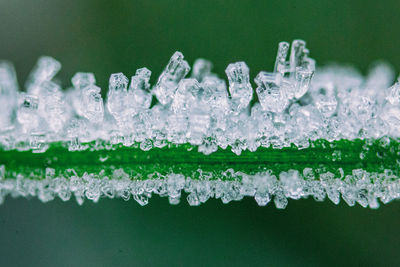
[153,51,190,105]
[1,39,399,153]
[0,165,397,209]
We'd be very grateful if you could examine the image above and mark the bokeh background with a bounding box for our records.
[1,0,400,266]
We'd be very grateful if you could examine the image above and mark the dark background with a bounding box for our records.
[1,0,400,266]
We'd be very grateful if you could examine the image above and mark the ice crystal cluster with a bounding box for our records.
[0,39,399,153]
[1,166,399,209]
[0,39,400,208]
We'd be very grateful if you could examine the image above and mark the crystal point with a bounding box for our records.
[109,72,129,93]
[72,72,96,90]
[0,61,18,129]
[26,56,61,95]
[274,41,290,74]
[171,78,200,113]
[192,58,213,82]
[126,67,152,112]
[225,62,253,111]
[254,72,289,113]
[17,93,40,132]
[154,51,190,105]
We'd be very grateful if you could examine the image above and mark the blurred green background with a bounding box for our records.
[1,0,400,266]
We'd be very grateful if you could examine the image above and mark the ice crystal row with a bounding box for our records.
[0,39,398,155]
[0,167,396,208]
[0,138,397,208]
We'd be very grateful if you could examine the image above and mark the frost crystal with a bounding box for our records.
[386,80,400,105]
[127,67,152,112]
[192,58,213,82]
[0,166,398,209]
[26,56,61,96]
[153,51,190,105]
[16,94,40,132]
[1,39,400,208]
[255,72,289,113]
[226,62,253,112]
[107,72,129,123]
[171,78,201,113]
[1,39,397,150]
[0,61,18,129]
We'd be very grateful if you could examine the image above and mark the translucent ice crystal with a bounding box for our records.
[254,72,289,113]
[70,72,104,124]
[81,85,104,124]
[26,56,61,95]
[201,76,229,113]
[386,80,400,105]
[1,165,397,208]
[274,41,290,74]
[127,67,152,112]
[0,41,320,153]
[153,51,190,105]
[171,78,201,113]
[72,72,96,90]
[17,37,380,152]
[0,61,18,130]
[107,72,129,122]
[192,58,213,82]
[225,62,253,112]
[313,83,337,118]
[39,81,68,132]
[294,67,314,99]
[16,93,40,132]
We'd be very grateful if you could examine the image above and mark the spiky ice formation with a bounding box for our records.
[0,39,399,208]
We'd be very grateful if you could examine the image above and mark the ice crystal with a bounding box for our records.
[0,165,398,209]
[2,39,396,152]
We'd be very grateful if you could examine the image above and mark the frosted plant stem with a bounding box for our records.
[0,39,399,208]
[0,138,398,208]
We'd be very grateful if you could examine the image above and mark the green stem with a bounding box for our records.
[0,138,398,180]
